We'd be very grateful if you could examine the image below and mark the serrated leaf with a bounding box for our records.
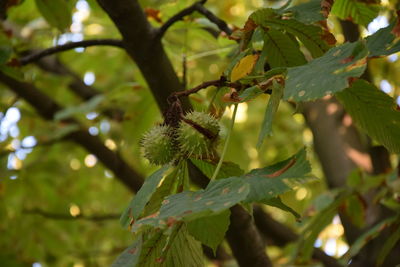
[297,192,349,261]
[34,0,72,31]
[366,22,400,57]
[111,236,142,267]
[280,0,325,24]
[120,165,170,228]
[0,45,12,65]
[343,193,366,228]
[336,79,400,153]
[331,0,379,27]
[284,41,367,101]
[187,210,230,254]
[142,168,180,216]
[262,29,307,68]
[131,178,250,232]
[262,197,300,219]
[244,148,313,203]
[136,225,204,267]
[230,54,259,82]
[257,80,284,147]
[237,68,287,103]
[250,8,330,58]
[341,216,398,263]
[190,159,244,179]
[223,49,249,77]
[376,222,400,267]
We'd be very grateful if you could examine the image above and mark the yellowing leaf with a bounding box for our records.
[230,54,259,82]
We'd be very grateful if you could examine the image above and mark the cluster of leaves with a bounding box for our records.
[113,1,400,266]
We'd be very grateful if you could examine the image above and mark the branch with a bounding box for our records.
[0,71,144,192]
[168,77,240,101]
[156,0,232,39]
[194,3,232,36]
[25,208,120,221]
[96,0,189,112]
[227,205,272,267]
[19,39,124,65]
[97,1,270,265]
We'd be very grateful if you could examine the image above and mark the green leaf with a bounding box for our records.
[54,95,104,121]
[336,79,400,153]
[376,222,400,266]
[341,216,398,263]
[284,41,367,101]
[223,49,249,78]
[111,236,142,267]
[244,148,313,203]
[366,22,400,57]
[131,178,250,232]
[250,9,330,58]
[262,29,307,68]
[343,194,366,228]
[257,80,284,147]
[280,0,325,24]
[138,225,204,267]
[331,0,379,27]
[0,66,23,81]
[190,159,244,179]
[142,167,181,216]
[187,209,230,254]
[262,197,300,219]
[297,192,349,261]
[0,45,12,65]
[34,0,72,31]
[120,165,170,228]
[237,68,287,103]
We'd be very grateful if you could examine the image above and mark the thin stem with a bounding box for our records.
[211,103,238,181]
[20,39,124,65]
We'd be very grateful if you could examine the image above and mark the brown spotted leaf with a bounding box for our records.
[130,177,249,232]
[244,148,313,203]
[284,41,368,101]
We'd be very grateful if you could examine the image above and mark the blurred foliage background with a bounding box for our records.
[1,0,399,266]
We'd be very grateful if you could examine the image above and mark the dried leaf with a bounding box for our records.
[230,54,259,82]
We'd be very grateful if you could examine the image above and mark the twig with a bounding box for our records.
[156,0,232,39]
[19,39,124,65]
[25,208,120,221]
[168,76,240,102]
[194,4,232,35]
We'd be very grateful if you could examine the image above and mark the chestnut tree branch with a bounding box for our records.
[0,71,144,192]
[19,39,124,65]
[156,0,232,39]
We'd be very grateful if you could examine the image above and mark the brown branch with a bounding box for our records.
[96,0,189,112]
[226,205,272,267]
[96,1,270,265]
[156,0,232,39]
[19,39,124,65]
[194,3,232,36]
[0,71,144,192]
[25,208,120,221]
[156,0,207,38]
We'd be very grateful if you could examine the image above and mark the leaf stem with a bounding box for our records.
[211,104,238,181]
